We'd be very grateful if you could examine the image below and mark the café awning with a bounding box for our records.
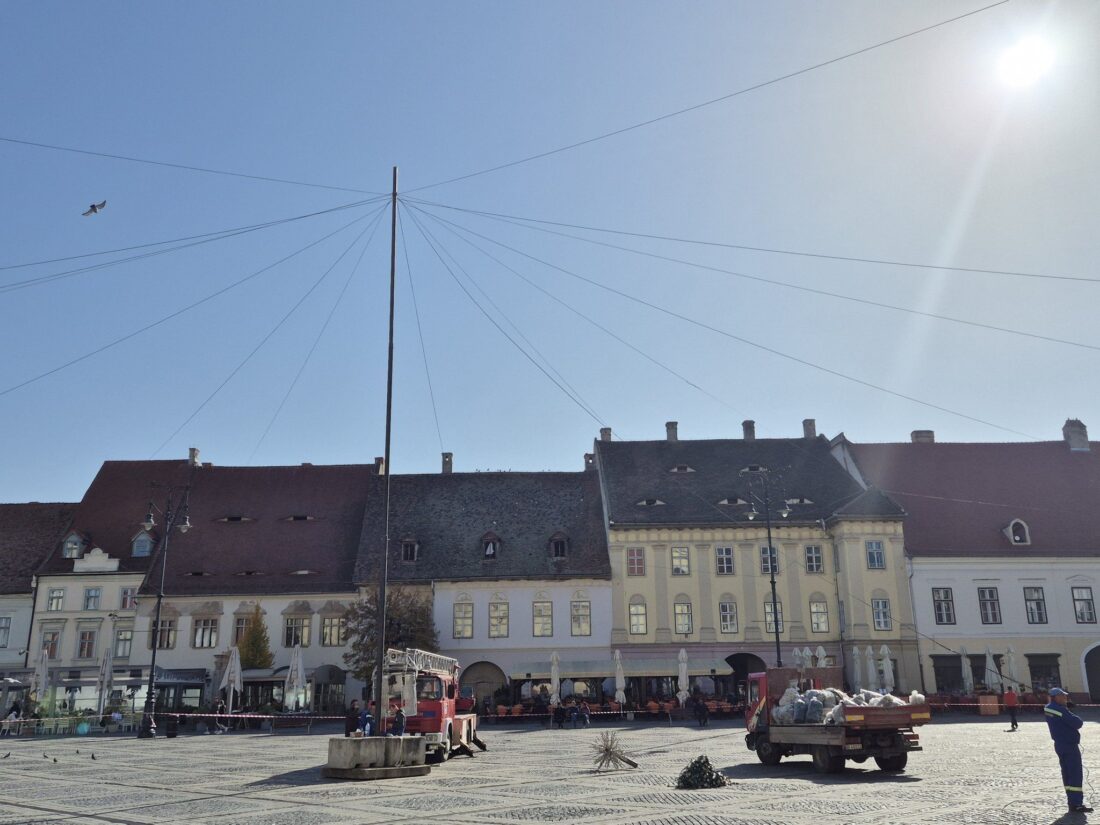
[511,658,732,680]
[510,660,610,680]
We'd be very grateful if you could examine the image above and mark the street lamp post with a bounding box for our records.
[137,488,191,739]
[742,466,790,668]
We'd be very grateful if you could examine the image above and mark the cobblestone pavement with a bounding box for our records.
[0,715,1096,825]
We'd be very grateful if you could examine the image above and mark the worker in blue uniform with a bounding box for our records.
[1044,687,1092,814]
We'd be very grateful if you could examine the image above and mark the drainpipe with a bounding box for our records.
[906,555,927,693]
[821,519,846,679]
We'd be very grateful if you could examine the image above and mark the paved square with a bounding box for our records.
[0,715,1094,825]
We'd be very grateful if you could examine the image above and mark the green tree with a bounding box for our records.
[343,586,439,683]
[237,604,274,669]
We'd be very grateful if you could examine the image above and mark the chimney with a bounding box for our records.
[374,456,386,475]
[1063,418,1090,452]
[188,447,201,467]
[665,421,678,442]
[600,427,612,442]
[911,430,935,444]
[742,420,756,441]
[802,418,816,439]
[442,452,453,474]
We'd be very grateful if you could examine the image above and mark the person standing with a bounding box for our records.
[214,698,229,734]
[344,699,361,737]
[1044,687,1092,814]
[1003,687,1019,732]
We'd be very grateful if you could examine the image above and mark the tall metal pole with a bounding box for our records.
[763,484,783,668]
[138,495,173,739]
[373,166,398,734]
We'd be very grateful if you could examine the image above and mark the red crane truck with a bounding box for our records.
[744,665,929,774]
[384,648,485,762]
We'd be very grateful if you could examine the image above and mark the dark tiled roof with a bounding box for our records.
[138,463,373,596]
[354,471,610,584]
[847,440,1100,556]
[0,503,75,594]
[594,436,889,526]
[831,487,907,519]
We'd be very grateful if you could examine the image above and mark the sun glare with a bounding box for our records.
[998,36,1055,88]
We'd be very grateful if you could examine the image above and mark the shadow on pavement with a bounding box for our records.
[246,765,332,787]
[722,761,922,785]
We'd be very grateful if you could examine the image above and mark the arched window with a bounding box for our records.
[481,532,501,558]
[628,594,647,635]
[548,532,569,558]
[673,594,693,635]
[62,533,84,559]
[809,592,829,633]
[718,594,738,634]
[132,532,154,558]
[1005,519,1031,546]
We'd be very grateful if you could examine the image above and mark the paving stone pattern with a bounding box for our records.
[0,716,1095,824]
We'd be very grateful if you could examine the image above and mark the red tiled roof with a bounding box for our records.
[847,441,1100,556]
[0,503,75,594]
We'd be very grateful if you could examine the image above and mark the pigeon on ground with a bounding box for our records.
[52,758,57,763]
[1,753,9,759]
[82,200,107,216]
[43,753,48,759]
[90,754,96,760]
[75,750,79,754]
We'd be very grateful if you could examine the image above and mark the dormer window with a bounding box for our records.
[785,497,814,505]
[402,540,419,562]
[289,569,318,576]
[284,515,316,522]
[235,570,264,577]
[1005,519,1031,546]
[669,464,695,474]
[718,497,749,506]
[482,533,501,559]
[62,534,84,559]
[217,515,254,523]
[131,532,154,558]
[549,533,569,559]
[183,571,212,577]
[635,498,666,507]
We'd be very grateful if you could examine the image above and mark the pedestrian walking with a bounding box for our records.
[1003,686,1019,732]
[214,698,229,734]
[1044,687,1092,813]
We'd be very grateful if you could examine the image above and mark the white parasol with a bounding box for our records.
[1005,647,1021,691]
[802,647,814,672]
[879,645,895,694]
[792,648,803,669]
[815,646,828,668]
[613,650,626,704]
[30,647,49,704]
[549,651,560,705]
[283,644,306,710]
[984,647,1002,692]
[851,646,862,692]
[95,643,114,717]
[865,646,877,691]
[676,648,690,705]
[220,646,244,715]
[959,646,974,694]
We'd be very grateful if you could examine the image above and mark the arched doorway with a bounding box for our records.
[312,664,346,712]
[459,661,507,705]
[726,653,768,704]
[1084,646,1100,702]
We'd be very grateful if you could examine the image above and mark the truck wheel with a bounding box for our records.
[812,746,844,774]
[874,753,907,772]
[755,738,782,766]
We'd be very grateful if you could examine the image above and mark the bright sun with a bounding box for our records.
[998,37,1055,87]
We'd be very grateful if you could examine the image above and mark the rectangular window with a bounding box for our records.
[42,630,60,659]
[872,598,892,631]
[234,616,251,643]
[978,587,1002,624]
[715,546,735,575]
[671,547,690,576]
[628,603,647,635]
[805,545,823,574]
[533,601,553,637]
[321,616,346,646]
[192,618,218,649]
[810,601,829,633]
[452,603,473,639]
[1024,587,1048,624]
[119,587,137,610]
[866,540,885,569]
[401,541,418,562]
[1073,587,1096,624]
[47,588,64,612]
[571,601,591,636]
[764,601,784,633]
[489,602,509,638]
[151,619,176,650]
[114,629,132,658]
[626,547,645,576]
[77,630,96,659]
[551,539,567,558]
[760,546,778,575]
[674,602,693,635]
[83,587,101,611]
[284,616,311,647]
[719,601,738,634]
[1027,653,1062,692]
[0,617,9,648]
[932,588,955,625]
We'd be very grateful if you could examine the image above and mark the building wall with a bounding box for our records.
[911,557,1100,696]
[0,594,33,672]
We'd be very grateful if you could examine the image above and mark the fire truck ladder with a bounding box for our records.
[385,648,459,675]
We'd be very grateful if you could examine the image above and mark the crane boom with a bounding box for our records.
[385,647,459,675]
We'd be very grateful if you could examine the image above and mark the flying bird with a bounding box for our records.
[82,200,107,216]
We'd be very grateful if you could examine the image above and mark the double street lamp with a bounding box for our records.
[741,466,790,668]
[137,487,191,739]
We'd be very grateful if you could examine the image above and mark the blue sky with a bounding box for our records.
[2,1,1098,502]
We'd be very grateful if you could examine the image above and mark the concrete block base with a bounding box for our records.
[322,764,431,780]
[326,736,428,774]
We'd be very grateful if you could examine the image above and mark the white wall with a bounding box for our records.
[0,595,33,670]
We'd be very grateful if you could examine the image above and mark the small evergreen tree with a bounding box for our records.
[343,586,439,683]
[237,604,274,669]
[676,755,729,789]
